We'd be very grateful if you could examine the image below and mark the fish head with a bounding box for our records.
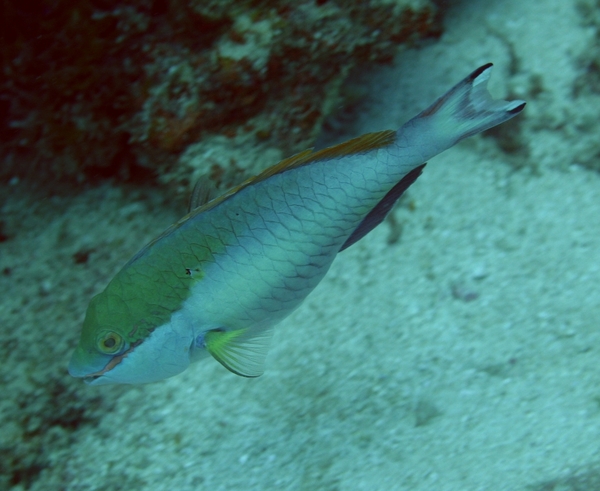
[68,291,134,385]
[68,290,192,385]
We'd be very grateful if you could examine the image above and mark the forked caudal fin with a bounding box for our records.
[413,63,526,146]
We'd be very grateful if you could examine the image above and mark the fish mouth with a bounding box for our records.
[69,344,136,384]
[80,347,135,384]
[83,374,103,385]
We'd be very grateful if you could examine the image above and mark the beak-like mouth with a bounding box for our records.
[83,374,103,385]
[82,353,126,379]
[68,349,100,379]
[68,346,132,383]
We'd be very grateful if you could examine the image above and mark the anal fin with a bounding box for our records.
[340,163,426,251]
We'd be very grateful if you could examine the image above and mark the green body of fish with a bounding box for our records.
[69,64,525,385]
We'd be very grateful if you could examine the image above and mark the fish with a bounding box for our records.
[68,63,525,385]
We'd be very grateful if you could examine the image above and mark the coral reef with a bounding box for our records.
[0,0,439,188]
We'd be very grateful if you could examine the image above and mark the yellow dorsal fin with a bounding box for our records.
[302,129,396,164]
[254,129,397,182]
[188,129,396,217]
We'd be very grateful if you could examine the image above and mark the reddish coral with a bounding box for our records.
[1,0,440,183]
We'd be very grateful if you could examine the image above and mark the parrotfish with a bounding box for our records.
[69,64,525,385]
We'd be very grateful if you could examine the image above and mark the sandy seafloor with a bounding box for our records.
[3,0,600,490]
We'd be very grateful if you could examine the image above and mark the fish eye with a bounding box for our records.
[96,331,124,355]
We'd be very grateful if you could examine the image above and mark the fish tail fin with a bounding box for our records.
[409,63,525,149]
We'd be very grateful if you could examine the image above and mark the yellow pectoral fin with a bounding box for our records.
[203,328,273,378]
